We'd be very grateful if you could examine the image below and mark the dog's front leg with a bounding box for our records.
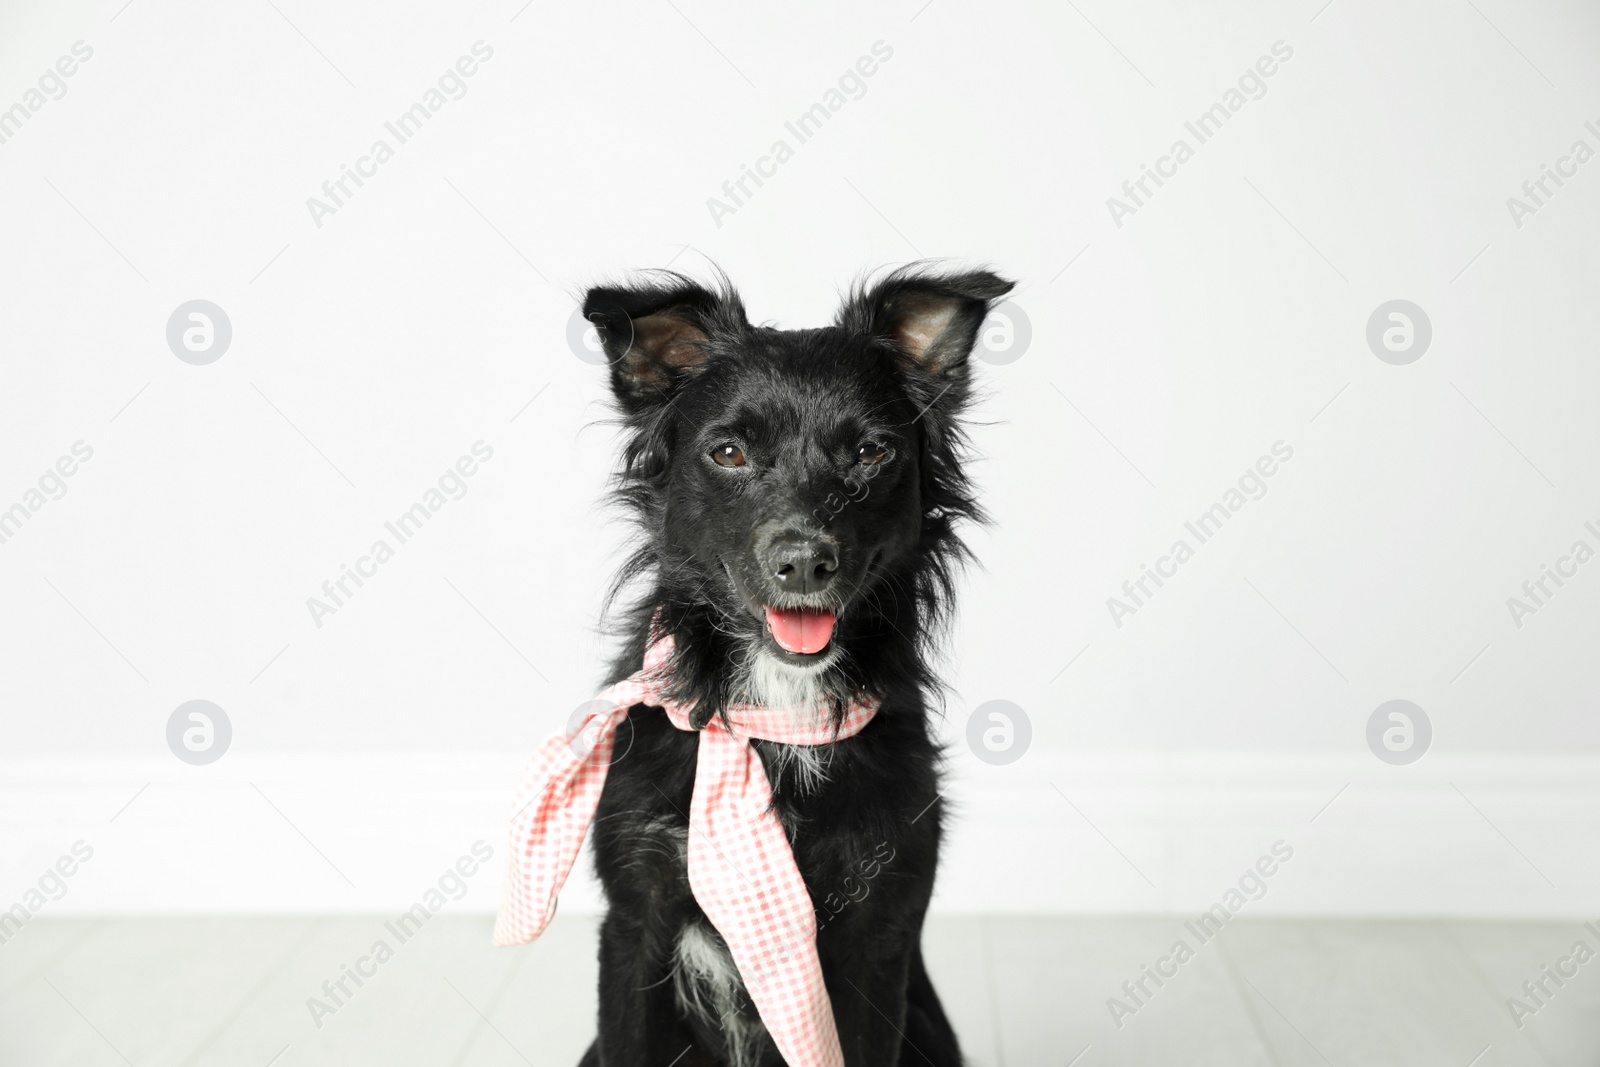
[824,946,917,1067]
[593,912,699,1066]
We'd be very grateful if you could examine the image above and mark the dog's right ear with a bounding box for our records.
[840,265,1015,377]
[583,279,733,413]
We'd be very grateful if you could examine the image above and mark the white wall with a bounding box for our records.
[6,751,1599,919]
[1,0,1597,916]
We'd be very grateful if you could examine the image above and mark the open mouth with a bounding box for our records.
[763,606,837,656]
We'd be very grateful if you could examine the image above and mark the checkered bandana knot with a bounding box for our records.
[492,632,879,1067]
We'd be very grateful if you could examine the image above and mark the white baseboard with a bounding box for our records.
[3,751,1596,920]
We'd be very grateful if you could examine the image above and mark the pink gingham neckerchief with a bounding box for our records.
[492,632,879,1067]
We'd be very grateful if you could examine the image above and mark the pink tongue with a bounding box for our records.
[764,607,837,654]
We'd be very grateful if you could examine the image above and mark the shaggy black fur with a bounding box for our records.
[572,263,1013,1066]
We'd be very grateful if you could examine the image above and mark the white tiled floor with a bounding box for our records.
[2,914,1596,1066]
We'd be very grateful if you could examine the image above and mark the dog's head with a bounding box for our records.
[586,265,1013,715]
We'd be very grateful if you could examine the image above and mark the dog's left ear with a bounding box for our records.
[843,267,1015,375]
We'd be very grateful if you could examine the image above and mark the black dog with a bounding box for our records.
[575,264,1013,1066]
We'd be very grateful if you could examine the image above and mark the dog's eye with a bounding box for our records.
[711,444,746,468]
[856,442,888,466]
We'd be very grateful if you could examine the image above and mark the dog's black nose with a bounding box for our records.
[767,535,839,593]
